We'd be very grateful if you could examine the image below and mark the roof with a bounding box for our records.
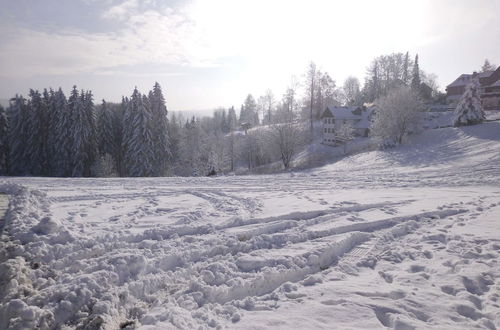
[491,79,500,87]
[324,106,362,120]
[321,107,334,118]
[322,106,374,129]
[447,70,496,88]
[355,107,375,129]
[447,74,472,88]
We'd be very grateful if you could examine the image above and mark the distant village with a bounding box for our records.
[320,64,500,146]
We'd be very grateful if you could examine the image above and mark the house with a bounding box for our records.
[321,105,374,146]
[446,66,500,110]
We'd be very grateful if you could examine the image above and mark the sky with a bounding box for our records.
[0,0,499,112]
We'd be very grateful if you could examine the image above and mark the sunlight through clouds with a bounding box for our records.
[0,0,498,109]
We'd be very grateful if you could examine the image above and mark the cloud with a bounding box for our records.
[0,4,202,78]
[101,0,140,21]
[1,0,498,90]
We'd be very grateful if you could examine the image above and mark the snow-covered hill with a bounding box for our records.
[0,122,499,329]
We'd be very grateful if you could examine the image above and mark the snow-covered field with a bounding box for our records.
[1,122,500,329]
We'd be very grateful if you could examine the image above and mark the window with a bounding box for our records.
[324,128,327,133]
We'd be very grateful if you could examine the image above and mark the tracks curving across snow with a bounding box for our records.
[1,123,500,329]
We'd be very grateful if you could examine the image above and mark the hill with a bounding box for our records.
[0,122,499,329]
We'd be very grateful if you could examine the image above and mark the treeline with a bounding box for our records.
[0,83,170,177]
[0,51,444,177]
[168,108,306,175]
[0,84,306,177]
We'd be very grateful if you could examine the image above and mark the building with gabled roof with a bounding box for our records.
[321,105,374,145]
[446,67,500,110]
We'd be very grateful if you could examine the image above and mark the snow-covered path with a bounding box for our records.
[1,123,500,329]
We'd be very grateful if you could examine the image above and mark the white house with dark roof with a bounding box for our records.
[321,105,374,145]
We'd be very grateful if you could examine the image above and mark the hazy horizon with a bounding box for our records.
[1,0,499,112]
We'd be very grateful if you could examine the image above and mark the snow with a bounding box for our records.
[325,106,361,120]
[1,122,500,329]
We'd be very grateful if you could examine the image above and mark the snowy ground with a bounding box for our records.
[1,122,500,329]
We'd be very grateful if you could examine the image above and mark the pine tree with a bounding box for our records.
[26,89,48,176]
[411,54,421,90]
[114,97,127,176]
[453,78,485,126]
[52,88,72,177]
[43,89,56,175]
[167,112,181,174]
[240,94,258,126]
[7,95,29,175]
[97,100,117,158]
[178,117,207,176]
[0,105,8,175]
[122,88,155,176]
[481,59,496,73]
[149,82,170,176]
[83,91,98,176]
[402,51,410,85]
[227,106,238,130]
[221,109,229,133]
[68,87,85,177]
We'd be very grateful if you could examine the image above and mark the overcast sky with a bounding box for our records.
[0,0,499,111]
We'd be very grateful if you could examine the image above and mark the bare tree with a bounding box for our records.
[282,76,299,123]
[227,131,236,172]
[269,122,305,169]
[306,62,317,134]
[343,76,361,106]
[420,72,439,98]
[372,86,423,145]
[315,72,338,117]
[262,89,275,125]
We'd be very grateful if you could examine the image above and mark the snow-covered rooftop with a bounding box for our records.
[447,74,472,88]
[324,106,373,129]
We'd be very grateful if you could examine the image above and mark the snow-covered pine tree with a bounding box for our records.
[149,82,170,176]
[97,100,117,158]
[52,88,72,176]
[0,105,8,175]
[121,95,134,176]
[7,95,29,175]
[113,97,127,176]
[83,91,98,176]
[167,112,181,174]
[43,89,57,175]
[178,117,207,176]
[26,89,48,176]
[453,78,485,127]
[68,87,85,176]
[122,88,155,176]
